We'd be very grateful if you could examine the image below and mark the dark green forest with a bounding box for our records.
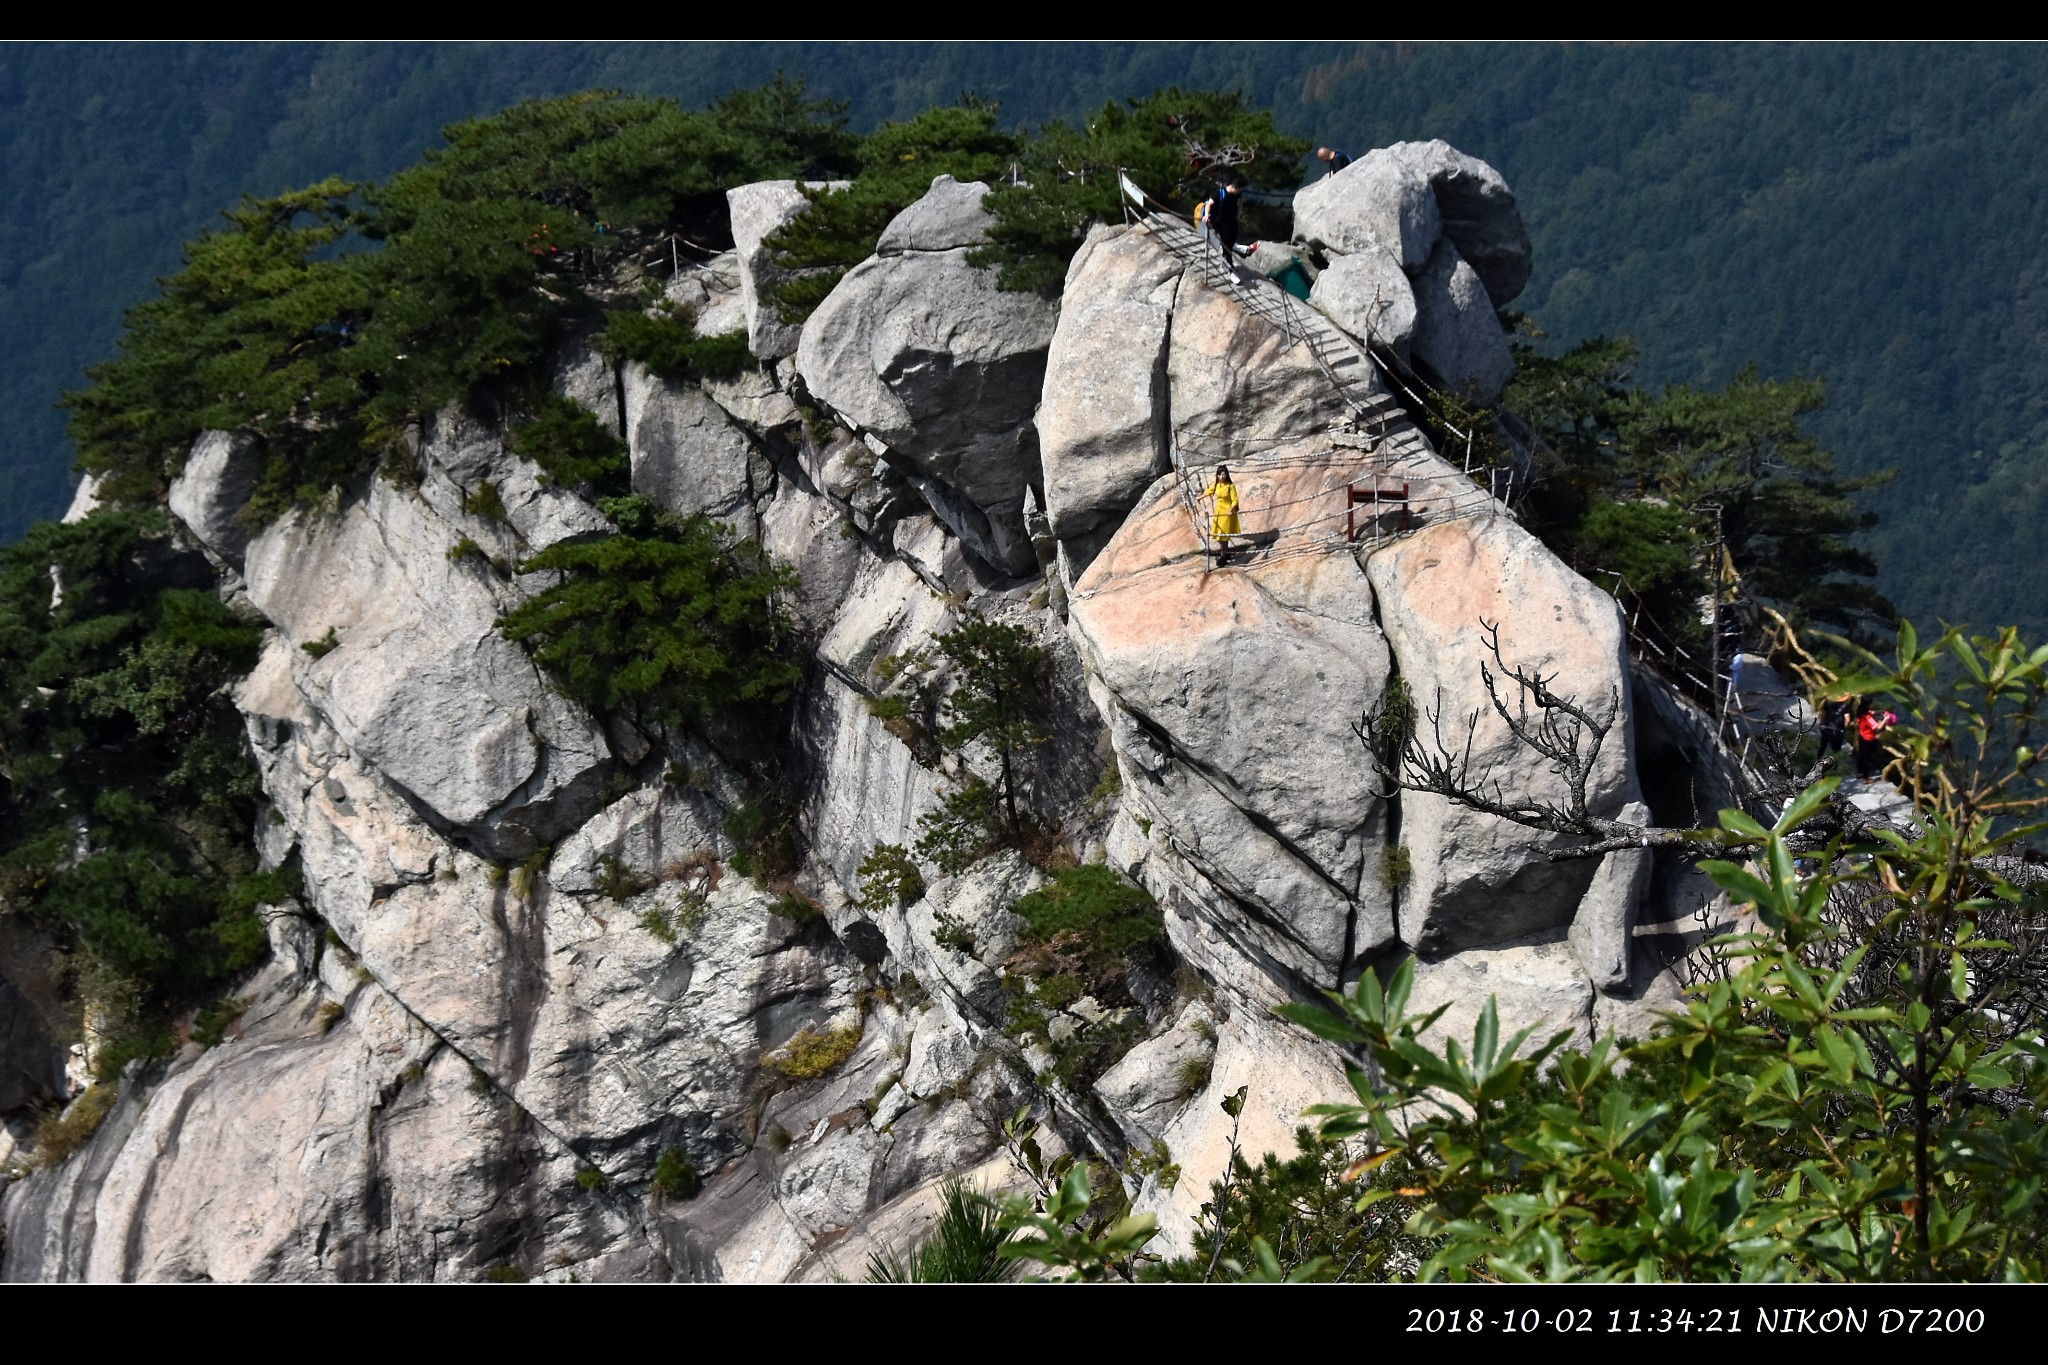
[5,42,2048,633]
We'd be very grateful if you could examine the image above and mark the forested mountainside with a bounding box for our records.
[6,42,2048,636]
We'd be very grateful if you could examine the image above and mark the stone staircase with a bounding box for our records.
[1137,215,1435,467]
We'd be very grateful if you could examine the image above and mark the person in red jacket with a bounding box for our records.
[1855,699,1899,781]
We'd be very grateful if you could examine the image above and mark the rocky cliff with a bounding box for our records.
[1,152,1695,1281]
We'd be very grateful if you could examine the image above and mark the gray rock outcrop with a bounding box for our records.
[167,431,263,565]
[1295,139,1528,405]
[1293,147,1442,269]
[728,180,841,361]
[1408,237,1516,405]
[623,363,766,527]
[5,141,1691,1281]
[1036,225,1180,574]
[1307,246,1417,357]
[797,181,1060,575]
[875,174,993,253]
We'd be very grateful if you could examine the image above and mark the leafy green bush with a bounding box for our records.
[508,393,629,496]
[190,996,247,1048]
[761,1022,862,1079]
[724,794,800,883]
[1009,865,1161,980]
[1149,1127,1440,1282]
[973,89,1309,292]
[464,478,508,523]
[598,308,752,381]
[651,1148,702,1199]
[34,1084,118,1166]
[0,511,279,1057]
[856,843,925,914]
[64,81,855,521]
[496,495,800,732]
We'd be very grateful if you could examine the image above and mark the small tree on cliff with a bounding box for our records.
[872,615,1053,874]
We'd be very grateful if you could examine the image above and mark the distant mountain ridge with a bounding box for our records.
[6,42,2048,632]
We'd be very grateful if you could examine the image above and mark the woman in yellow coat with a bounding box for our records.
[1205,464,1241,544]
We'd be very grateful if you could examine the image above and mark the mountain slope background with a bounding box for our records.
[4,41,2044,634]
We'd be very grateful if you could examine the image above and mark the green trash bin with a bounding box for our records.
[1269,257,1313,301]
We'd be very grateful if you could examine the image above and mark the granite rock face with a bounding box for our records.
[797,182,1060,575]
[1036,225,1181,573]
[7,143,1687,1280]
[167,430,263,565]
[1295,140,1528,404]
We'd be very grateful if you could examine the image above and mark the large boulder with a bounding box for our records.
[167,430,264,565]
[1292,148,1441,269]
[1167,270,1361,461]
[1307,245,1417,357]
[241,480,611,857]
[1036,224,1182,575]
[1385,139,1532,308]
[1364,511,1638,955]
[417,405,616,556]
[0,945,657,1283]
[728,180,839,361]
[1408,237,1515,405]
[875,174,993,253]
[1292,141,1531,309]
[1070,443,1400,983]
[622,363,766,527]
[796,224,1059,576]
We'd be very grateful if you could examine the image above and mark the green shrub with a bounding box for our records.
[599,308,751,381]
[931,910,977,957]
[651,1148,701,1199]
[866,1178,1019,1283]
[446,535,486,566]
[762,1022,862,1080]
[497,496,801,734]
[508,393,628,496]
[66,81,856,519]
[1147,1126,1441,1282]
[595,853,652,903]
[856,843,925,914]
[301,626,340,658]
[464,478,508,523]
[190,996,247,1048]
[483,1264,529,1284]
[1379,844,1413,892]
[768,890,824,926]
[34,1084,119,1166]
[973,89,1308,293]
[724,794,801,883]
[1009,865,1161,980]
[0,512,276,1051]
[575,1165,610,1192]
[764,103,1021,325]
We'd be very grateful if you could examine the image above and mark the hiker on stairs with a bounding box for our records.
[1205,465,1242,562]
[1204,175,1244,266]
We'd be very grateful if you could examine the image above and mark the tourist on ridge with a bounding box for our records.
[1317,146,1352,176]
[1205,177,1244,261]
[1855,699,1899,781]
[1818,692,1853,759]
[1206,465,1241,562]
